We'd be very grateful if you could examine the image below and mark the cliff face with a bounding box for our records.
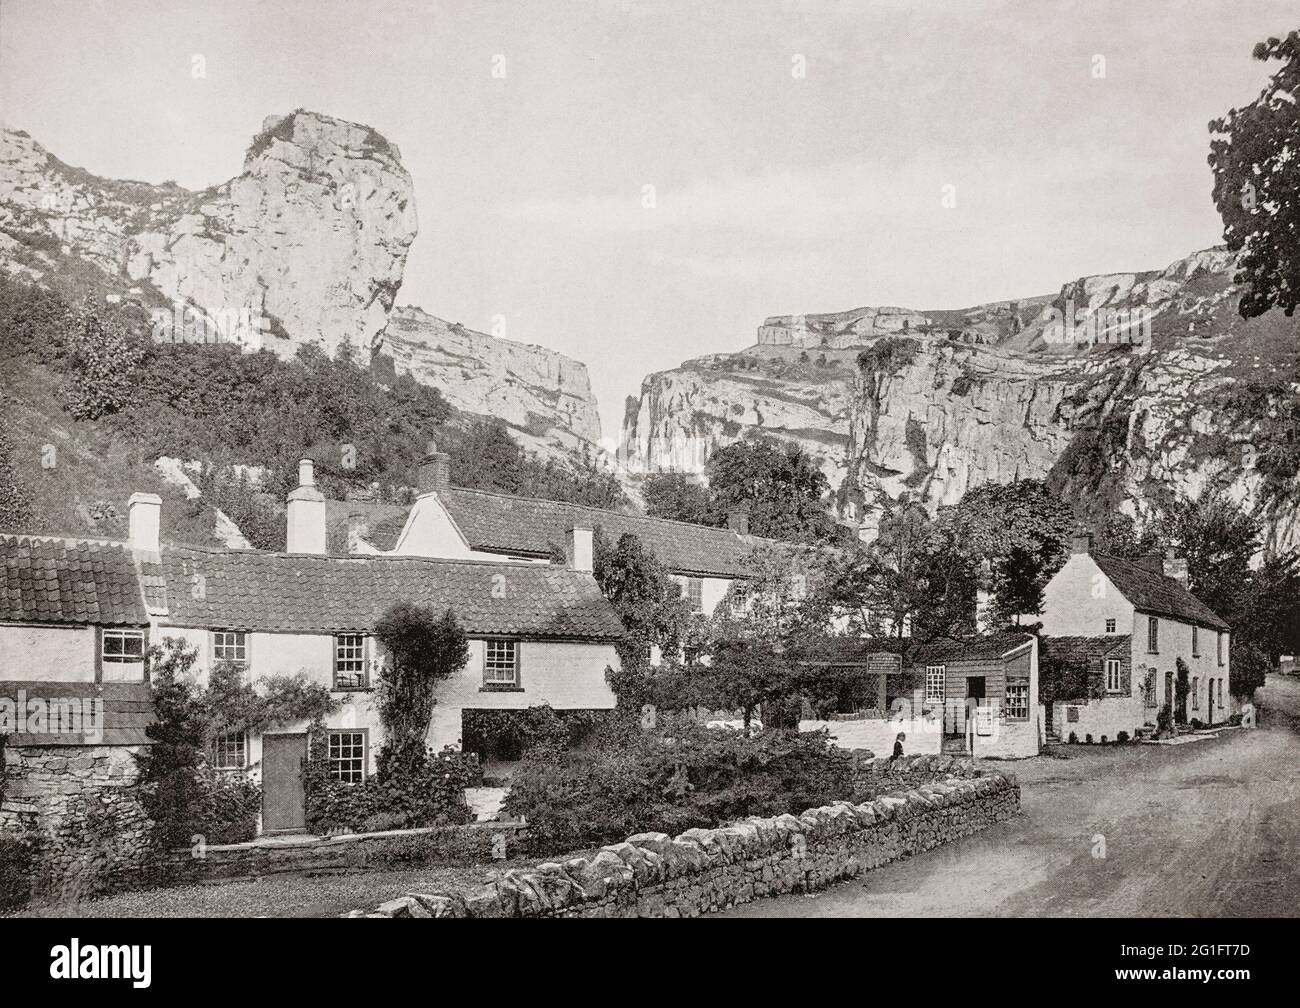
[0,110,417,358]
[623,248,1300,554]
[382,306,603,459]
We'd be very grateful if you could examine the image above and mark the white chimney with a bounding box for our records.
[127,492,162,557]
[566,524,594,574]
[286,457,327,554]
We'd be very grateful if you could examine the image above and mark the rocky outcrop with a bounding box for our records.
[0,110,417,359]
[383,306,603,457]
[623,248,1300,554]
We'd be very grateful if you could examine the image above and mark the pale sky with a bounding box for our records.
[1,0,1294,441]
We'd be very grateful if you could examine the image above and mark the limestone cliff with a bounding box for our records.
[382,306,603,459]
[0,110,417,358]
[622,248,1300,554]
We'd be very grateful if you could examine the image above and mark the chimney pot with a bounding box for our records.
[1071,533,1093,555]
[127,492,162,557]
[298,457,315,488]
[1162,551,1189,587]
[566,524,594,574]
[727,507,751,536]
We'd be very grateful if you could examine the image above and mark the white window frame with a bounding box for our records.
[1147,617,1159,654]
[483,639,520,687]
[1191,626,1200,657]
[925,665,945,703]
[214,731,247,771]
[327,730,367,783]
[684,577,704,614]
[1004,679,1029,721]
[212,630,248,666]
[1217,632,1225,667]
[333,633,368,690]
[1104,618,1116,634]
[1192,676,1200,711]
[1105,658,1123,694]
[101,628,145,663]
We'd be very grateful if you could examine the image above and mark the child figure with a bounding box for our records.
[890,731,906,765]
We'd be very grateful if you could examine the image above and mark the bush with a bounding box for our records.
[0,834,36,911]
[1117,730,1130,744]
[192,769,262,845]
[503,725,853,854]
[304,743,477,835]
[1068,731,1078,743]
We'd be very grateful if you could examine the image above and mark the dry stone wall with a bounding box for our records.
[348,771,1019,918]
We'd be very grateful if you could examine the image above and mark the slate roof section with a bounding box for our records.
[1039,634,1131,669]
[157,544,626,641]
[0,681,154,746]
[1092,553,1229,630]
[437,487,784,577]
[909,631,1035,666]
[0,534,149,627]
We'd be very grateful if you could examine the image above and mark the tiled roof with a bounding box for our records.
[158,544,625,641]
[910,631,1035,666]
[792,637,908,666]
[1092,554,1229,630]
[324,499,411,555]
[0,681,154,746]
[0,535,148,626]
[1040,635,1130,669]
[437,487,785,578]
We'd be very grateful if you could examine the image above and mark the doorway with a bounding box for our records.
[262,732,308,834]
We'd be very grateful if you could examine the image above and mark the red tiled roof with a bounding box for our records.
[158,544,625,641]
[0,535,148,627]
[1092,554,1229,631]
[437,487,785,578]
[0,681,154,746]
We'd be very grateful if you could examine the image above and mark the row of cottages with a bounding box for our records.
[1037,534,1232,741]
[0,458,624,835]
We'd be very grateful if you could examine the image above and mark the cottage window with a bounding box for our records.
[684,577,704,614]
[483,639,520,687]
[1217,632,1225,667]
[1147,617,1159,654]
[328,730,367,783]
[333,634,368,689]
[101,628,145,663]
[214,731,247,770]
[925,665,945,702]
[1192,677,1200,711]
[1192,626,1200,657]
[1004,680,1029,721]
[1104,618,1116,634]
[212,630,247,666]
[1105,659,1123,693]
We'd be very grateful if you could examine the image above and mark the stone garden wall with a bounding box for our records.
[843,750,977,799]
[0,744,151,900]
[348,770,1020,918]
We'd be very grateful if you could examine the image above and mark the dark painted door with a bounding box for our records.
[263,733,308,833]
[1175,666,1189,725]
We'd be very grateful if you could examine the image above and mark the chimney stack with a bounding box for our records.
[418,439,451,495]
[286,457,326,554]
[727,506,751,536]
[1163,548,1189,587]
[1071,533,1093,555]
[127,492,162,558]
[566,523,594,574]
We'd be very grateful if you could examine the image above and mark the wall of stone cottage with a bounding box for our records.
[348,771,1020,918]
[0,744,152,900]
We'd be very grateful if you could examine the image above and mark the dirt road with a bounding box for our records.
[723,675,1300,917]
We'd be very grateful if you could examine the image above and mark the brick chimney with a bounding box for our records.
[1163,548,1189,587]
[286,457,326,554]
[418,440,451,495]
[566,523,594,574]
[1071,533,1093,555]
[127,492,162,558]
[727,506,751,536]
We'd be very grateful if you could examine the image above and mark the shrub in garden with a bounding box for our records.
[503,725,853,853]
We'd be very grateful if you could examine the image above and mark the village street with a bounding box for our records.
[724,675,1300,917]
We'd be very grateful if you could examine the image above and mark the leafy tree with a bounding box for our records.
[373,603,469,768]
[1209,30,1300,318]
[1094,510,1162,559]
[706,435,838,544]
[642,472,717,526]
[63,306,146,420]
[1156,495,1259,619]
[0,422,31,529]
[593,529,691,674]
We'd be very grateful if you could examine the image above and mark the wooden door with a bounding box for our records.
[262,733,308,834]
